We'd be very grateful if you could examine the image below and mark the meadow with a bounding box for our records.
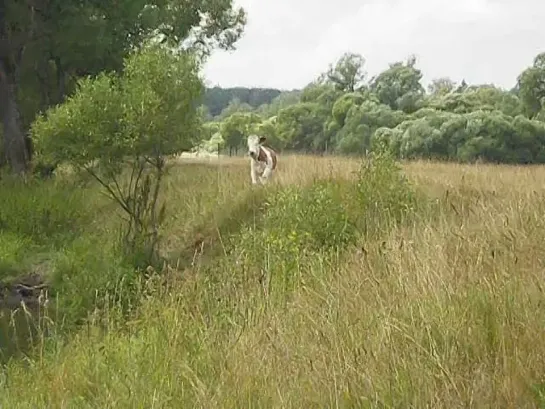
[1,153,545,408]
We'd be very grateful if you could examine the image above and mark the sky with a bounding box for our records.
[203,0,545,91]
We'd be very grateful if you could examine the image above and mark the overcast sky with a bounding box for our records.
[203,0,545,91]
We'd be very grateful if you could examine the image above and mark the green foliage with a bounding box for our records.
[195,131,225,154]
[398,117,446,159]
[2,0,247,176]
[255,91,302,118]
[32,73,124,167]
[31,47,204,267]
[370,127,403,155]
[230,149,426,294]
[301,83,344,106]
[204,87,283,117]
[361,107,545,164]
[0,178,91,246]
[50,235,137,325]
[517,52,545,118]
[331,93,365,126]
[0,177,111,329]
[264,181,357,251]
[427,77,456,96]
[325,52,367,92]
[220,112,262,150]
[3,28,545,405]
[369,56,425,112]
[216,98,254,119]
[232,181,357,294]
[275,102,331,151]
[355,146,420,233]
[206,50,545,164]
[255,117,283,147]
[0,232,33,280]
[335,100,407,154]
[428,85,523,116]
[2,162,545,405]
[33,48,203,166]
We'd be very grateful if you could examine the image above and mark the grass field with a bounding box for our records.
[1,154,545,408]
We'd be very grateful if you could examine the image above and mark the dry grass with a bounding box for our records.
[1,155,545,408]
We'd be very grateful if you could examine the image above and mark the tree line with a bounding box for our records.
[3,0,545,173]
[203,52,545,164]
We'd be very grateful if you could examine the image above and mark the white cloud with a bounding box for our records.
[203,0,545,90]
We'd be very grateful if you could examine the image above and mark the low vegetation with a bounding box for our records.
[1,152,545,407]
[2,2,545,407]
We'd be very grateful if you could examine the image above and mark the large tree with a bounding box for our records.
[369,55,425,113]
[0,0,246,173]
[324,52,367,93]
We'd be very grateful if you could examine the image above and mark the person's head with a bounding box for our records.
[247,135,266,159]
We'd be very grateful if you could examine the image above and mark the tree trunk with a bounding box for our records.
[36,67,50,110]
[55,58,67,104]
[0,59,29,174]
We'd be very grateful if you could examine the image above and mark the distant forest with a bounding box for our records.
[202,86,299,118]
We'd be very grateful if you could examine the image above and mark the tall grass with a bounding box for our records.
[1,154,545,407]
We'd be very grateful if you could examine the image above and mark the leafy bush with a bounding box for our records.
[31,46,204,268]
[262,180,356,251]
[230,180,357,294]
[355,145,420,234]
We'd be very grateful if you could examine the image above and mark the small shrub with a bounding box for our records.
[264,180,357,251]
[355,145,421,234]
[232,180,357,293]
